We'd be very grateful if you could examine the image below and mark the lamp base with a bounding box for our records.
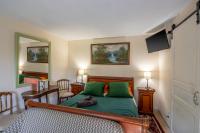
[145,87,150,90]
[146,79,150,90]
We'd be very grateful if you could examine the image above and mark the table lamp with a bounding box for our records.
[144,71,151,89]
[78,69,85,83]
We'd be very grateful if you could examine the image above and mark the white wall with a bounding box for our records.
[158,49,172,126]
[67,36,159,109]
[0,16,68,110]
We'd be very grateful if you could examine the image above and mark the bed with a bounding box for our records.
[19,100,149,133]
[19,71,48,84]
[61,94,138,117]
[5,76,149,133]
[61,76,138,117]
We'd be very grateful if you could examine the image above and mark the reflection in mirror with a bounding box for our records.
[16,33,50,88]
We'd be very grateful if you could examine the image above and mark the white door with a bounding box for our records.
[172,14,200,133]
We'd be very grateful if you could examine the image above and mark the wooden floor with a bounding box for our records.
[153,110,171,133]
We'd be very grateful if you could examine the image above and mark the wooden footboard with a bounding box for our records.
[27,100,149,133]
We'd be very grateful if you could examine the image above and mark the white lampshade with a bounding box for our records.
[78,69,85,75]
[19,69,23,74]
[144,71,151,79]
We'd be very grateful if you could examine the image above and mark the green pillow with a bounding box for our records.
[81,82,105,96]
[107,82,132,98]
[19,74,25,84]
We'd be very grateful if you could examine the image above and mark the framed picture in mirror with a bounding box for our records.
[27,46,49,63]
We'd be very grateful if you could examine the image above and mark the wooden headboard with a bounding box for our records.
[22,71,48,79]
[87,76,134,95]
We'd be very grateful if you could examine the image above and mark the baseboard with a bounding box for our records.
[153,110,171,133]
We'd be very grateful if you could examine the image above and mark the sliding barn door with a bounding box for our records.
[172,15,200,133]
[197,16,200,133]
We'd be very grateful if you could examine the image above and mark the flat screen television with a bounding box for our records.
[145,29,170,53]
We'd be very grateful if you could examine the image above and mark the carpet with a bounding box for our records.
[140,115,162,133]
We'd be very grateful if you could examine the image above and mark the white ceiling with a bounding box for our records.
[0,0,191,40]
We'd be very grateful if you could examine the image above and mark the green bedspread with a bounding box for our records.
[60,94,138,117]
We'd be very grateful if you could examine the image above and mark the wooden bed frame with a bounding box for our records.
[26,76,149,133]
[22,71,48,79]
[27,100,149,133]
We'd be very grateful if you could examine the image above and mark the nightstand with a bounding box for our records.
[138,88,155,115]
[71,82,84,95]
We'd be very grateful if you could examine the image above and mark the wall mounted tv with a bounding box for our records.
[145,29,170,53]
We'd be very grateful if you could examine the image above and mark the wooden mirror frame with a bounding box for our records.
[15,32,51,88]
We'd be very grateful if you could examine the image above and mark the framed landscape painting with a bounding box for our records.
[91,42,130,65]
[27,46,49,63]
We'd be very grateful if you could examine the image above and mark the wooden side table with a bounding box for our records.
[21,85,59,109]
[138,88,155,115]
[71,82,84,95]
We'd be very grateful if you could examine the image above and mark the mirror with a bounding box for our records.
[15,33,51,87]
